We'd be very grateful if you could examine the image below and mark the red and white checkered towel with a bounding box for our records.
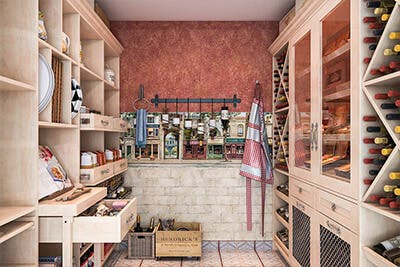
[240,97,273,236]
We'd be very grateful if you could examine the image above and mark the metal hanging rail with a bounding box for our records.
[151,94,241,108]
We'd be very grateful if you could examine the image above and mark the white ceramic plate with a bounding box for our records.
[38,54,55,113]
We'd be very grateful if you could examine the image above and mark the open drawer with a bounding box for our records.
[73,198,137,243]
[39,198,137,243]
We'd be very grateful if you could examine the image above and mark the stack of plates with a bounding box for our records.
[71,78,83,119]
[38,54,55,113]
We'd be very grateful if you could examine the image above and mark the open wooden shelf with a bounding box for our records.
[38,38,78,66]
[363,246,397,267]
[39,121,78,129]
[273,234,290,263]
[323,81,350,102]
[362,202,400,223]
[0,221,34,244]
[274,189,289,203]
[364,70,400,87]
[274,211,289,228]
[323,42,350,64]
[80,64,103,81]
[274,106,289,113]
[104,80,118,91]
[0,206,35,227]
[0,75,35,91]
[274,168,289,176]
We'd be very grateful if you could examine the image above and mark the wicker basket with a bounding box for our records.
[128,224,158,259]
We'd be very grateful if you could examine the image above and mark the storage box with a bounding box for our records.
[156,222,202,258]
[128,224,157,259]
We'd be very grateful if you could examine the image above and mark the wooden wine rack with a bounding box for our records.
[271,44,290,260]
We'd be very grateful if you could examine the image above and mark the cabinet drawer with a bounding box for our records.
[113,158,128,174]
[290,177,315,208]
[73,198,137,243]
[81,114,113,130]
[113,118,128,132]
[80,163,113,185]
[316,189,358,233]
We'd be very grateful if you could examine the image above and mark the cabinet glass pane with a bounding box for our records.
[294,32,311,171]
[321,0,350,180]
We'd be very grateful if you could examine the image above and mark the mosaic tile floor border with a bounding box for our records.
[105,240,288,267]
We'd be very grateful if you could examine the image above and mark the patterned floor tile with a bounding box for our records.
[237,241,254,251]
[236,251,263,267]
[202,241,218,251]
[219,241,237,251]
[257,250,286,267]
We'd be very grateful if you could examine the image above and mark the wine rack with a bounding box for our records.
[272,43,290,263]
[361,1,400,267]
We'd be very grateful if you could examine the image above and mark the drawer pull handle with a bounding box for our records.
[326,220,341,236]
[120,163,125,168]
[298,187,303,194]
[120,123,126,128]
[331,203,336,211]
[296,201,305,211]
[81,118,90,125]
[126,213,135,224]
[101,120,109,126]
[101,169,110,174]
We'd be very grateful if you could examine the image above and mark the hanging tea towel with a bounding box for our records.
[240,92,273,236]
[135,109,147,148]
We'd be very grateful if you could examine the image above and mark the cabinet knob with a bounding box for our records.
[298,187,303,193]
[101,120,109,126]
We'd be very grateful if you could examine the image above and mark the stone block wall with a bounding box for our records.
[125,162,273,240]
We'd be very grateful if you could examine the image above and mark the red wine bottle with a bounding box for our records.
[364,178,374,185]
[363,115,377,121]
[363,137,375,144]
[369,148,382,154]
[389,61,400,70]
[369,22,385,29]
[363,16,378,23]
[364,37,380,43]
[364,57,372,64]
[388,89,400,98]
[375,93,389,99]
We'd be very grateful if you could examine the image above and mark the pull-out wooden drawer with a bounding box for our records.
[290,177,315,208]
[113,118,128,132]
[39,198,137,243]
[81,162,113,185]
[113,158,128,174]
[73,198,137,243]
[81,114,113,130]
[316,189,358,233]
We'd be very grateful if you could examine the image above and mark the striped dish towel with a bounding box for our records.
[240,97,273,236]
[135,109,147,148]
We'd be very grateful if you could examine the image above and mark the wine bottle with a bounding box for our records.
[372,235,400,256]
[363,137,375,143]
[364,178,374,185]
[363,115,378,121]
[390,32,400,40]
[364,37,379,43]
[364,57,372,64]
[395,188,400,196]
[369,22,385,29]
[388,90,400,98]
[390,61,400,70]
[389,172,400,179]
[134,215,143,232]
[395,126,400,133]
[370,194,382,202]
[369,44,378,51]
[383,184,398,192]
[381,147,393,156]
[147,217,155,233]
[366,126,386,133]
[381,13,391,21]
[369,148,382,154]
[384,48,399,56]
[363,16,378,23]
[389,201,400,209]
[381,103,397,109]
[380,197,396,206]
[379,65,393,73]
[374,93,389,99]
[374,157,387,165]
[373,29,384,36]
[375,7,394,15]
[394,44,400,53]
[363,158,374,164]
[386,113,400,120]
[369,169,380,175]
[374,137,389,144]
[384,247,400,261]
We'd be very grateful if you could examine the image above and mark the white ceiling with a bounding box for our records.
[96,0,295,21]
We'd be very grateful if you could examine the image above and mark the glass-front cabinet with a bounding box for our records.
[289,0,358,199]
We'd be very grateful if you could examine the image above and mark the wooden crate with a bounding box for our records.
[156,222,202,258]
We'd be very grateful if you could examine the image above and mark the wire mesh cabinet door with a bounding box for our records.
[290,197,317,267]
[315,213,359,267]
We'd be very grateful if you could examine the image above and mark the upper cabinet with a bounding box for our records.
[288,0,359,199]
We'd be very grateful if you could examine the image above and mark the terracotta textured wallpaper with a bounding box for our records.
[110,21,279,112]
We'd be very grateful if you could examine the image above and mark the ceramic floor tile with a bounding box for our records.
[220,251,243,267]
[236,251,263,267]
[200,251,222,267]
[257,250,286,267]
[237,241,254,251]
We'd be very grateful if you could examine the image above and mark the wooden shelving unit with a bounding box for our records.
[0,0,38,265]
